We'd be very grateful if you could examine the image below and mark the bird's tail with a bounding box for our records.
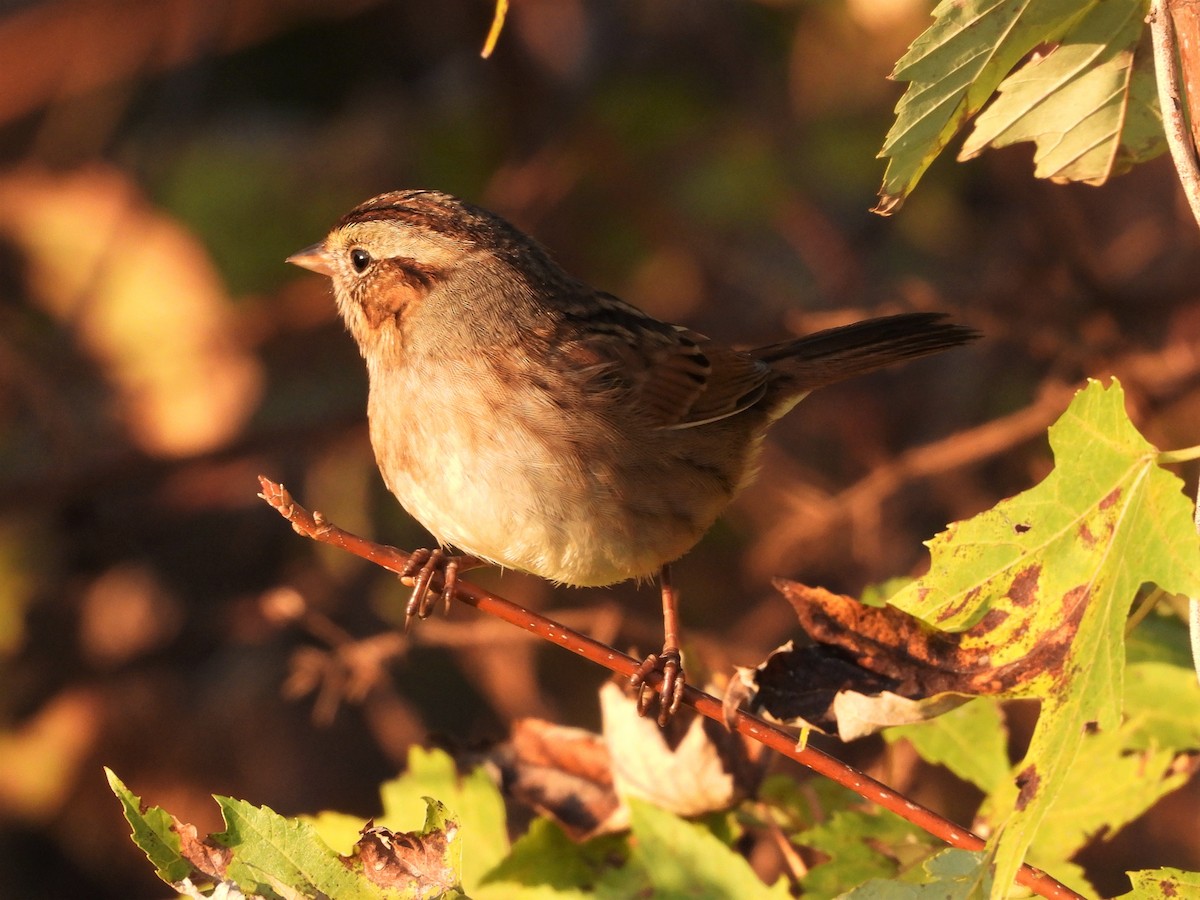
[753,312,978,395]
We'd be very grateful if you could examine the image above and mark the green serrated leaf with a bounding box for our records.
[974,659,1199,894]
[799,807,938,900]
[214,795,380,900]
[1123,867,1200,898]
[1012,711,1191,873]
[477,818,627,899]
[877,0,1091,211]
[889,378,1200,896]
[379,747,508,890]
[419,795,462,888]
[627,798,789,899]
[1122,660,1200,750]
[474,884,588,900]
[959,0,1162,184]
[106,768,195,887]
[885,698,1010,794]
[593,856,654,900]
[846,848,992,899]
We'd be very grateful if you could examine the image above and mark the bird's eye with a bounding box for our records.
[350,248,372,273]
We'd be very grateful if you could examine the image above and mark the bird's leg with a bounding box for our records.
[631,563,686,725]
[400,548,483,625]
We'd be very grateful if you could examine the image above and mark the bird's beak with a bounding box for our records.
[286,241,334,276]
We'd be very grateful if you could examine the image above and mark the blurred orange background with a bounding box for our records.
[1,1,1199,896]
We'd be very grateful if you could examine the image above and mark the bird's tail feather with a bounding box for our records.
[753,312,978,393]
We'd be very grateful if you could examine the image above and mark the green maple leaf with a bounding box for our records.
[959,0,1163,184]
[1124,867,1200,898]
[876,0,1163,212]
[888,378,1200,896]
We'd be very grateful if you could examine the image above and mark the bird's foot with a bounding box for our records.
[631,646,685,726]
[400,548,480,625]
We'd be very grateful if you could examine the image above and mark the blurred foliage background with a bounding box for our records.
[1,0,1199,896]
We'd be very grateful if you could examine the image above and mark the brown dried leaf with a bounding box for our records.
[739,639,902,735]
[745,580,1034,738]
[779,579,1062,695]
[489,683,768,841]
[352,817,459,897]
[489,716,622,841]
[170,815,232,883]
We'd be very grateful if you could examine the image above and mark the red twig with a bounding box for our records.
[258,475,1083,900]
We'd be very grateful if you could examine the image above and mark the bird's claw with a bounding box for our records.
[631,647,685,726]
[401,548,460,624]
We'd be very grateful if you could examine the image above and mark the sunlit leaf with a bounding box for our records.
[1122,660,1200,750]
[798,806,940,899]
[846,849,992,898]
[478,817,626,898]
[885,698,1010,794]
[214,796,381,900]
[1123,867,1200,898]
[876,0,1091,212]
[602,681,762,818]
[1011,714,1195,880]
[627,799,790,898]
[889,378,1200,895]
[379,747,508,890]
[959,0,1163,184]
[107,768,196,886]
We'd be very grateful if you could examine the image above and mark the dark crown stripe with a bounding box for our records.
[340,203,463,235]
[337,191,508,248]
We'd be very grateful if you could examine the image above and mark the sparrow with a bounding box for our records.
[287,189,977,723]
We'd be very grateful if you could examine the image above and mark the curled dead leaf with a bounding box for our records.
[349,813,459,897]
[489,716,623,841]
[743,578,1087,739]
[487,683,766,840]
[170,815,232,883]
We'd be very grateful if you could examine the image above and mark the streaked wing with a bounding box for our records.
[557,292,770,429]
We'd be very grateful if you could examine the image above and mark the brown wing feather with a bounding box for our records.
[648,327,769,429]
[553,288,770,429]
